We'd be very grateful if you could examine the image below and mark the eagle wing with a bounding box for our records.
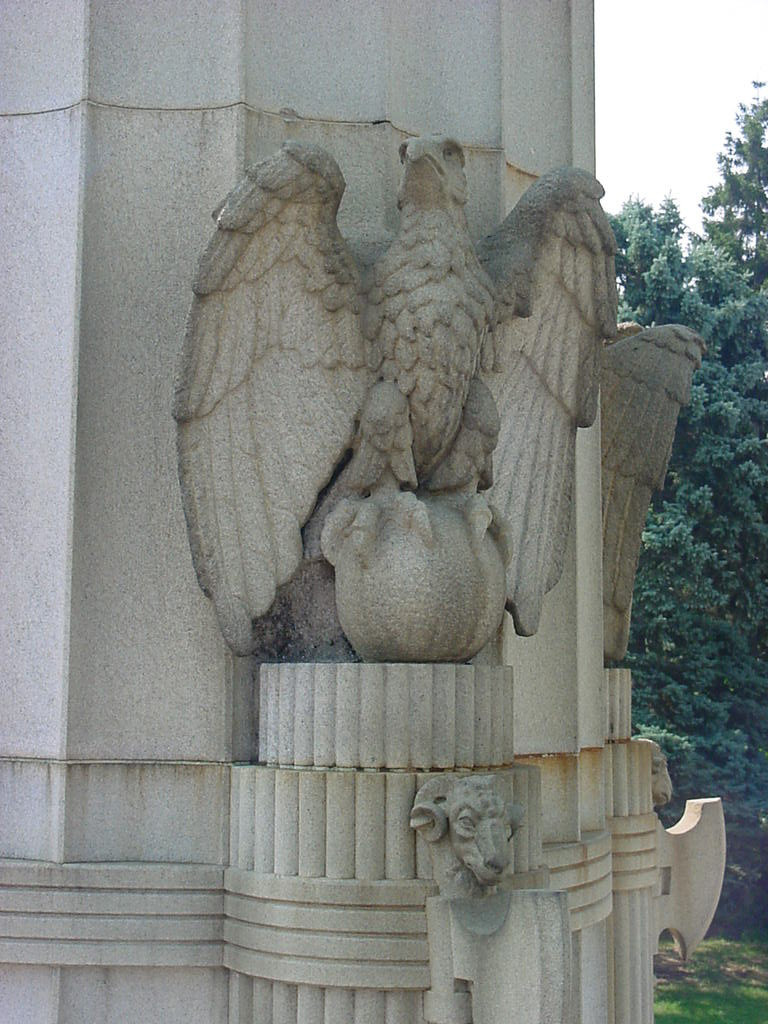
[477,168,617,635]
[173,142,370,655]
[601,324,705,662]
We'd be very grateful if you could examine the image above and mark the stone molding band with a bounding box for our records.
[258,663,514,770]
[609,813,659,893]
[0,842,611,976]
[1,836,612,981]
[224,872,433,989]
[543,830,613,933]
[0,861,437,986]
[0,861,223,967]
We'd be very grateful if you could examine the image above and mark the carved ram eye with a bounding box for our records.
[456,814,476,835]
[443,146,455,160]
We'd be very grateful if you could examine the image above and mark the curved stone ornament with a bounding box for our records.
[655,798,726,960]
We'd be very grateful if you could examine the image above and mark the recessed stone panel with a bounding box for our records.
[88,0,241,107]
[0,110,83,759]
[66,106,242,760]
[61,762,229,863]
[58,966,228,1024]
[0,1,86,113]
[244,0,388,123]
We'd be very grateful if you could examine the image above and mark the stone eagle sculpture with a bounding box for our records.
[601,322,705,662]
[174,136,617,661]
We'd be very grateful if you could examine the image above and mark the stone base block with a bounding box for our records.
[424,891,573,1024]
[225,761,545,1023]
[572,919,610,1024]
[0,964,59,1024]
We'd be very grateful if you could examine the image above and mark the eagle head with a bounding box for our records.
[397,135,467,211]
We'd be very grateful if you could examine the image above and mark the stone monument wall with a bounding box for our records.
[1,4,725,1024]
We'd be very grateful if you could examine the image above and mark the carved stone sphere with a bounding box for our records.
[321,491,509,662]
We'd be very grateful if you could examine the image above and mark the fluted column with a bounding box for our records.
[604,669,656,1024]
[226,662,547,1024]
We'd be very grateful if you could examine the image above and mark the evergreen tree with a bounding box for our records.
[702,83,768,289]
[608,184,768,933]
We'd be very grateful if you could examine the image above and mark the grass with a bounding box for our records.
[654,937,768,1023]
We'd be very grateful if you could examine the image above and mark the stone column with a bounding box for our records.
[1,3,601,1022]
[603,669,657,1024]
[610,741,656,1016]
[603,667,726,1024]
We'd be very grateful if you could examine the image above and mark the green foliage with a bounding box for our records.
[702,84,768,289]
[610,92,768,935]
[655,938,768,1023]
[608,190,768,835]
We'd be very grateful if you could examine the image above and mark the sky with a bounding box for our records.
[594,0,768,233]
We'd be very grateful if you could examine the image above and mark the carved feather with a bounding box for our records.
[477,167,618,634]
[174,142,370,655]
[601,323,705,662]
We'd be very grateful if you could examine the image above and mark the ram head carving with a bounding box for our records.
[410,774,524,897]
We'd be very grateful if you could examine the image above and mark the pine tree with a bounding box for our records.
[608,182,768,933]
[702,83,768,289]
